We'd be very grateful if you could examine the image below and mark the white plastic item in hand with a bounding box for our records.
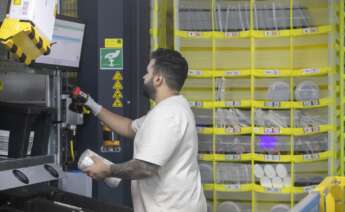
[295,81,320,101]
[78,149,121,188]
[276,164,288,178]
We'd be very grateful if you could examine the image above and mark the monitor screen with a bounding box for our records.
[34,16,85,70]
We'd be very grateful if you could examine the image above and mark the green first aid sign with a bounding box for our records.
[100,48,123,70]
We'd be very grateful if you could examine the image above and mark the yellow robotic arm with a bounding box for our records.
[0,0,56,65]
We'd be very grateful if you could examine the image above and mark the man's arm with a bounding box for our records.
[85,156,159,180]
[71,88,136,139]
[97,107,136,139]
[109,159,159,180]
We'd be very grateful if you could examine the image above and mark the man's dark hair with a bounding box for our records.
[150,48,188,92]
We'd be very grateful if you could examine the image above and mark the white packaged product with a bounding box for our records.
[217,201,241,212]
[78,149,121,188]
[295,81,320,101]
[276,164,288,178]
[271,204,290,212]
[272,177,283,189]
[267,81,290,101]
[254,164,264,178]
[264,164,277,178]
[283,176,291,187]
[199,163,212,183]
[260,177,272,188]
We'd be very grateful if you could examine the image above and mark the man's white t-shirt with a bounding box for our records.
[131,95,207,212]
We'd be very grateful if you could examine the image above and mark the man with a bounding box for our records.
[73,48,207,212]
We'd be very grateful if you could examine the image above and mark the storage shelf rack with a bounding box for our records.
[171,0,342,211]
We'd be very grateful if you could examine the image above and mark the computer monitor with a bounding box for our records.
[34,15,85,70]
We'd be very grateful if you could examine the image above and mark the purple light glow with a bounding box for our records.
[258,135,277,151]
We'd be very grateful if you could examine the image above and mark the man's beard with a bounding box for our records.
[143,78,156,99]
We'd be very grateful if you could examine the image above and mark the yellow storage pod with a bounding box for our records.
[155,0,344,211]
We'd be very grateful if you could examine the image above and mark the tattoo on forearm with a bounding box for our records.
[109,159,159,180]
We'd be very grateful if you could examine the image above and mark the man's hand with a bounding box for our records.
[69,87,102,115]
[84,155,112,181]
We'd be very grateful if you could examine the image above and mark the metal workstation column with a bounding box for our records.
[78,0,150,207]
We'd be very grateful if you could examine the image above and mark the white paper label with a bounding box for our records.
[266,187,281,192]
[303,100,320,107]
[189,70,202,76]
[224,71,241,76]
[225,154,241,160]
[303,153,320,161]
[264,128,281,134]
[264,31,279,37]
[264,70,280,75]
[303,68,320,74]
[303,126,320,133]
[265,101,281,107]
[264,154,280,161]
[225,127,240,134]
[188,31,202,37]
[225,184,241,190]
[303,27,318,34]
[225,32,240,37]
[224,101,241,107]
[190,101,203,107]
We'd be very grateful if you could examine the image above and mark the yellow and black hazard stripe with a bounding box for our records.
[1,39,33,64]
[26,26,51,55]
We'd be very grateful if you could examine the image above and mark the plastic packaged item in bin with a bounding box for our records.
[295,81,320,101]
[283,176,291,187]
[217,163,251,184]
[78,149,121,188]
[276,164,288,178]
[272,177,283,189]
[264,164,277,178]
[294,176,324,187]
[207,201,212,212]
[216,109,250,128]
[266,81,290,101]
[217,201,241,212]
[255,109,289,128]
[254,164,264,178]
[179,8,212,31]
[199,163,212,183]
[260,177,272,188]
[295,110,327,128]
[295,136,328,154]
[271,204,290,212]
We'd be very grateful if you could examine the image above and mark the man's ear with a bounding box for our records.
[153,73,164,86]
